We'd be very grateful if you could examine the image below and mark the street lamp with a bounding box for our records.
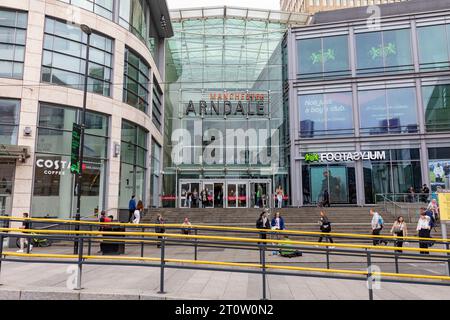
[74,24,92,254]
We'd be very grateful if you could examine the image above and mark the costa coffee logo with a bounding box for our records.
[36,158,86,175]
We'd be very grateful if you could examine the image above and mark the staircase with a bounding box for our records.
[140,206,448,239]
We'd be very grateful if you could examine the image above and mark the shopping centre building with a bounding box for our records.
[161,7,308,208]
[287,0,450,206]
[0,0,173,221]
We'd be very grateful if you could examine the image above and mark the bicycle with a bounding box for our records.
[16,233,52,248]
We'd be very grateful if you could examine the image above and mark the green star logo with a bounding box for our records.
[369,42,397,60]
[304,153,320,163]
[310,49,336,64]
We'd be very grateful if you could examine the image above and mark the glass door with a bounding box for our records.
[203,182,214,208]
[226,182,248,208]
[213,183,224,208]
[179,181,200,208]
[227,183,237,208]
[237,183,247,208]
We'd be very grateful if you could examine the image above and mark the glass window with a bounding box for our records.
[297,35,349,78]
[359,87,418,135]
[59,0,113,20]
[123,47,150,112]
[0,99,20,145]
[119,120,148,208]
[33,103,109,218]
[42,17,113,97]
[0,9,27,79]
[355,29,413,74]
[417,24,450,71]
[152,77,163,131]
[119,0,149,41]
[423,84,450,132]
[299,92,354,137]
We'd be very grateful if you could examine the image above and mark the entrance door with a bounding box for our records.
[213,183,224,208]
[179,182,200,208]
[250,182,270,208]
[227,182,248,208]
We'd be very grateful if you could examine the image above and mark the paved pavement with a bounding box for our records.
[1,242,450,300]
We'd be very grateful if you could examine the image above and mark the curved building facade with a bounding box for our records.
[0,0,173,223]
[162,7,308,208]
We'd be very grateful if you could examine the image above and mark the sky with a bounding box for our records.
[167,0,280,10]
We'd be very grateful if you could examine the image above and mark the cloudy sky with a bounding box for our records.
[167,0,280,10]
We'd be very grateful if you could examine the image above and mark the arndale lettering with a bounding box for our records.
[185,100,266,117]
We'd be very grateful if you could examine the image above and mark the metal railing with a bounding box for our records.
[1,216,450,300]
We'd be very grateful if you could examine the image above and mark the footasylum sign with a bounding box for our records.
[304,151,386,163]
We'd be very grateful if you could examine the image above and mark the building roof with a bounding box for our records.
[169,6,310,26]
[149,0,174,38]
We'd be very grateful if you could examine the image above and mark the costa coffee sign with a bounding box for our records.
[35,158,86,175]
[185,91,267,117]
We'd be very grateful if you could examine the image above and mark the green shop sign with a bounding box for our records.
[310,49,336,64]
[369,42,396,60]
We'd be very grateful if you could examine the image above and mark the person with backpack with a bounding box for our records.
[390,216,408,252]
[318,211,334,245]
[370,208,388,246]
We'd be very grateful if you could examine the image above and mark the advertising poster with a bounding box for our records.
[429,160,450,191]
[437,192,450,221]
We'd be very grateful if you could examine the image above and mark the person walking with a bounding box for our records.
[276,185,284,209]
[181,217,192,235]
[16,212,32,253]
[256,211,271,240]
[417,209,431,254]
[128,195,136,222]
[133,200,143,224]
[318,211,334,245]
[407,186,415,203]
[390,216,408,252]
[155,214,166,248]
[200,188,208,208]
[370,208,387,246]
[322,189,330,207]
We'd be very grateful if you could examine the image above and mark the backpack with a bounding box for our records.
[378,215,384,227]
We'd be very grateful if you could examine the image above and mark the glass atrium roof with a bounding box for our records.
[169,6,310,26]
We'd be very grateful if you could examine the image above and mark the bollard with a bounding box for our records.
[394,252,399,274]
[76,237,84,290]
[158,238,166,294]
[446,242,450,277]
[141,227,145,258]
[261,243,267,300]
[26,221,32,254]
[194,229,198,261]
[366,250,374,301]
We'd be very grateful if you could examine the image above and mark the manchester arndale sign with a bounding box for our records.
[185,92,266,116]
[304,151,386,163]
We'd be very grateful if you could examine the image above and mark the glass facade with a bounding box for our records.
[42,17,113,97]
[359,87,418,135]
[152,77,163,131]
[423,84,450,132]
[33,103,109,218]
[417,24,450,71]
[0,9,27,79]
[123,47,150,112]
[119,0,148,41]
[299,92,353,137]
[0,99,20,145]
[297,35,350,78]
[150,139,162,207]
[164,16,289,207]
[364,149,422,204]
[119,120,147,209]
[355,28,413,74]
[59,0,114,20]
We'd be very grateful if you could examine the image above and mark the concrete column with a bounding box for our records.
[11,4,45,228]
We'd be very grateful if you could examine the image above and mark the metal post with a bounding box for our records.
[88,225,92,256]
[394,252,399,274]
[0,234,3,284]
[261,243,267,300]
[76,237,84,290]
[26,221,31,254]
[74,26,92,255]
[366,250,374,301]
[445,242,450,277]
[141,227,145,258]
[441,222,449,276]
[326,247,330,269]
[194,229,198,261]
[158,238,166,294]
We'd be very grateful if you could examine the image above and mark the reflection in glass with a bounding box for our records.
[423,84,450,132]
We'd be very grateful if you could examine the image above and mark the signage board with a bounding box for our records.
[438,191,450,221]
[304,151,386,163]
[70,123,82,174]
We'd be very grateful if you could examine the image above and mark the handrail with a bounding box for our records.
[1,227,449,254]
[3,251,450,283]
[1,215,449,243]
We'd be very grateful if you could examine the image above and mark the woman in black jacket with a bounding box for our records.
[256,211,271,240]
[318,211,334,244]
[155,214,166,248]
